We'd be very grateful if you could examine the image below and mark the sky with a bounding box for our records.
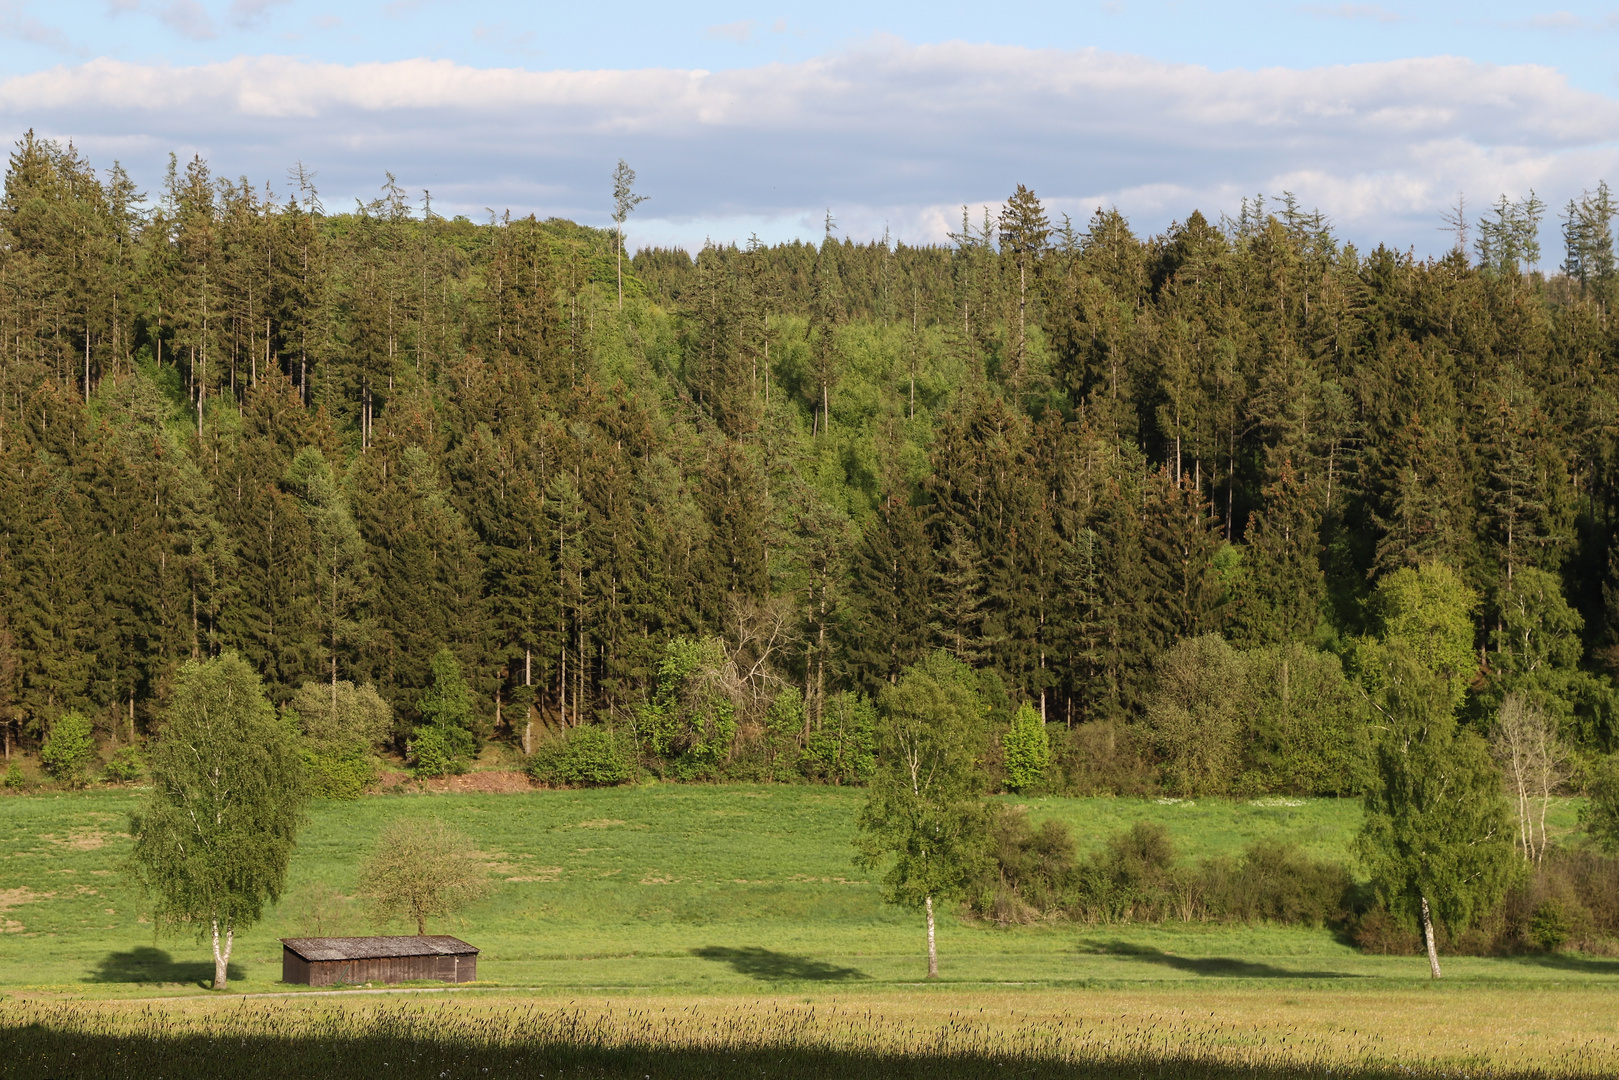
[3,1,1619,256]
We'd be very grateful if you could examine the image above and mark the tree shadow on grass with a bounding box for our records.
[86,946,243,986]
[1080,940,1361,979]
[692,946,870,982]
[1506,952,1619,975]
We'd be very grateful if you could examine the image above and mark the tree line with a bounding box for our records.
[4,134,1619,802]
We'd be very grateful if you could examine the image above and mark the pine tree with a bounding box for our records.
[839,491,933,695]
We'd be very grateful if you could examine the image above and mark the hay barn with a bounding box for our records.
[280,936,478,986]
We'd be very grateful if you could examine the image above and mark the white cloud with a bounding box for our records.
[2,40,1616,255]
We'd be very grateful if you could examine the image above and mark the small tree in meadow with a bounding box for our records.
[1001,703,1050,793]
[359,818,491,936]
[855,651,989,978]
[41,710,96,788]
[129,653,306,990]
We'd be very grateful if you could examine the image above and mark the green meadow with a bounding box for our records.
[0,784,1597,996]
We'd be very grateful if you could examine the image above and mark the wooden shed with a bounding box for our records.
[280,936,478,986]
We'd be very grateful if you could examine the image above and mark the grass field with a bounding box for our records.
[0,783,1594,995]
[2,784,1616,1076]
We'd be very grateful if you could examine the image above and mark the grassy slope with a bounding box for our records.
[0,785,1596,996]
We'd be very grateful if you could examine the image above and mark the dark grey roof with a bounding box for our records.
[280,936,478,961]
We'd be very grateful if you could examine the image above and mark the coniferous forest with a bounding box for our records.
[4,130,1619,797]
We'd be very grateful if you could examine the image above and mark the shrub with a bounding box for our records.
[1239,644,1369,796]
[1078,821,1186,922]
[302,748,378,799]
[1350,907,1422,955]
[799,691,877,785]
[1145,635,1249,795]
[1001,704,1050,793]
[408,724,473,779]
[1200,839,1353,927]
[1530,898,1573,951]
[2,761,22,790]
[555,726,632,787]
[102,746,144,783]
[635,637,737,779]
[291,681,393,753]
[412,648,482,775]
[968,806,1078,924]
[41,710,96,788]
[1581,753,1619,852]
[1051,720,1156,796]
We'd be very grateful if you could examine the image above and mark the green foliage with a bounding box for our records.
[1580,754,1619,852]
[1493,568,1583,675]
[358,818,492,936]
[410,649,478,777]
[3,761,22,790]
[41,710,96,788]
[550,726,634,787]
[127,653,306,988]
[1145,635,1248,795]
[300,748,378,800]
[1240,644,1369,795]
[972,814,1352,929]
[635,638,737,780]
[1357,652,1518,939]
[292,681,393,754]
[41,712,97,790]
[800,691,877,785]
[1001,704,1051,793]
[8,136,1619,805]
[1357,564,1479,710]
[855,652,990,913]
[1075,821,1184,922]
[1199,839,1353,927]
[407,723,474,779]
[1529,898,1572,951]
[419,647,476,735]
[763,687,807,779]
[102,746,144,784]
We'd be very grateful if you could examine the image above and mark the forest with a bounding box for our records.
[2,129,1618,798]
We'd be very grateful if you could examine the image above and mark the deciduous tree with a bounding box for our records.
[128,652,305,990]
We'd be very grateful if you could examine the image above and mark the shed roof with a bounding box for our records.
[280,936,478,962]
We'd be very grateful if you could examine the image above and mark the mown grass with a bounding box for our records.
[5,988,1619,1079]
[0,784,1593,997]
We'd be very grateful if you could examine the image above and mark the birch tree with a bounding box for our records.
[855,651,988,978]
[128,653,306,990]
[1491,693,1568,863]
[1357,651,1516,980]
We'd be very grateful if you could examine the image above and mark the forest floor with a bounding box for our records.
[1,782,1613,1076]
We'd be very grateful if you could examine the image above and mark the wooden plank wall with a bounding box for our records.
[282,949,476,986]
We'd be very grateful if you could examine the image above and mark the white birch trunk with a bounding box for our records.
[212,917,234,990]
[1421,896,1441,980]
[925,895,938,979]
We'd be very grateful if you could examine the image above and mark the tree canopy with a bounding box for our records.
[127,652,305,989]
[0,134,1617,814]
